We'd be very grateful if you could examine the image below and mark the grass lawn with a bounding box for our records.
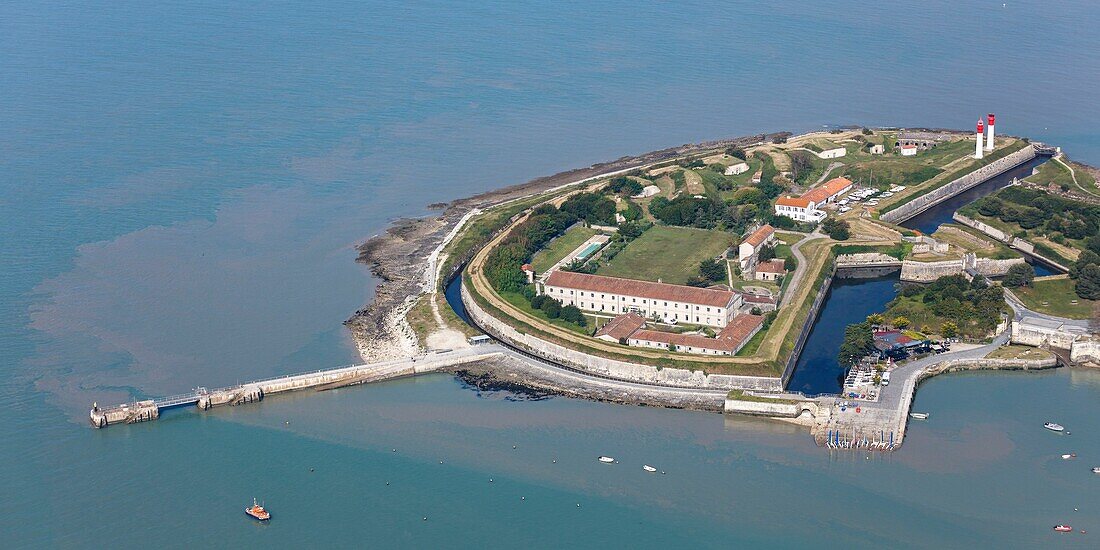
[530,225,597,273]
[735,328,768,356]
[775,231,803,245]
[1011,278,1098,320]
[880,139,1028,214]
[985,344,1054,361]
[596,226,732,285]
[1024,158,1076,188]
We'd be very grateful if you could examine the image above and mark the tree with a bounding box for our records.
[940,321,959,338]
[789,150,815,183]
[866,313,885,326]
[772,135,788,144]
[784,256,797,271]
[1002,263,1035,288]
[893,316,911,329]
[750,306,763,316]
[821,217,850,240]
[617,221,646,241]
[1076,264,1100,300]
[726,146,747,160]
[838,322,875,366]
[758,244,776,261]
[560,305,586,326]
[540,298,562,319]
[862,127,873,136]
[530,294,547,309]
[699,258,726,282]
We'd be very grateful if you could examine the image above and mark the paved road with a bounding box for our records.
[1003,287,1092,329]
[781,230,824,308]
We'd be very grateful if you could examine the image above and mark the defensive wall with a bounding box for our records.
[880,145,1037,224]
[460,281,785,391]
[952,213,1070,272]
[900,254,1025,282]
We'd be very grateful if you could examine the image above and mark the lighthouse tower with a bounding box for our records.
[985,113,995,151]
[974,119,984,159]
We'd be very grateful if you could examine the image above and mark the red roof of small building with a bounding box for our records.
[801,177,853,204]
[901,144,917,150]
[544,271,738,308]
[756,259,786,274]
[521,263,533,272]
[629,314,763,353]
[743,225,775,248]
[775,196,811,209]
[594,313,646,341]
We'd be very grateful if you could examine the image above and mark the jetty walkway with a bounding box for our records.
[89,346,503,428]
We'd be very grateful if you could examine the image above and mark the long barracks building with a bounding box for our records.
[539,271,743,327]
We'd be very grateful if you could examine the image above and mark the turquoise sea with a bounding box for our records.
[3,1,1100,547]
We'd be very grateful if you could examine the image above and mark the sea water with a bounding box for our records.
[3,1,1100,547]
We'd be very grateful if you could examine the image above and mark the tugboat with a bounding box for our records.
[1053,525,1073,533]
[245,498,271,521]
[1044,422,1065,432]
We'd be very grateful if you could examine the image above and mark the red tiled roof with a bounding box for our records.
[775,196,811,208]
[742,225,775,248]
[521,263,533,272]
[756,259,786,274]
[743,293,777,304]
[594,313,645,341]
[801,177,852,204]
[630,314,763,353]
[544,271,737,308]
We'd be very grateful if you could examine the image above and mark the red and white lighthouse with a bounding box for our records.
[985,113,995,151]
[974,118,985,159]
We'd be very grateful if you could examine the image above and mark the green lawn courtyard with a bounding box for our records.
[596,226,732,285]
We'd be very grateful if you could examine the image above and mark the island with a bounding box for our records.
[91,121,1100,453]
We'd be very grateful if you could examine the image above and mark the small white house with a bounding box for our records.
[816,147,847,159]
[725,162,750,176]
[900,144,917,156]
[869,144,884,155]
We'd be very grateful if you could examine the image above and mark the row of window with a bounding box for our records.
[575,301,712,324]
[628,339,731,355]
[552,287,719,312]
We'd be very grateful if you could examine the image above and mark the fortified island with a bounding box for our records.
[90,117,1100,452]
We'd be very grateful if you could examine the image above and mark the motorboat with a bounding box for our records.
[1044,422,1065,432]
[1092,467,1100,474]
[643,465,657,473]
[1061,454,1076,460]
[1053,525,1073,533]
[598,456,615,463]
[910,412,929,420]
[245,498,270,521]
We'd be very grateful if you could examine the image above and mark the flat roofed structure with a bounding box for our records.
[541,271,741,327]
[628,314,764,355]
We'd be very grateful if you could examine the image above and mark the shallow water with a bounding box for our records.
[4,1,1100,547]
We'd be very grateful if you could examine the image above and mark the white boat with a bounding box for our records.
[1061,453,1076,460]
[1044,422,1065,432]
[598,456,615,463]
[1092,467,1100,474]
[910,412,929,420]
[643,465,657,473]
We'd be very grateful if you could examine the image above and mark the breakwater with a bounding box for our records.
[89,348,499,428]
[881,145,1038,224]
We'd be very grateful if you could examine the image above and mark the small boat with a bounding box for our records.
[1061,454,1076,460]
[1053,525,1073,533]
[245,498,270,521]
[1092,467,1100,474]
[910,412,929,420]
[598,456,615,464]
[643,465,657,473]
[1044,422,1065,432]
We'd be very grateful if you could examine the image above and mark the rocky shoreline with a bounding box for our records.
[344,131,785,362]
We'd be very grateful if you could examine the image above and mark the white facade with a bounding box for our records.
[816,147,847,159]
[869,144,884,155]
[774,202,825,222]
[900,145,917,156]
[725,162,750,175]
[540,284,740,328]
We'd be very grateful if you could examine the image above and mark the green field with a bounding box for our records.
[530,225,597,273]
[596,226,732,284]
[1025,159,1076,188]
[1011,278,1098,320]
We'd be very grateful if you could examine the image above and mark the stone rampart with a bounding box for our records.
[724,399,800,417]
[881,145,1036,223]
[462,282,784,391]
[1070,337,1100,366]
[901,256,1025,282]
[953,213,1070,272]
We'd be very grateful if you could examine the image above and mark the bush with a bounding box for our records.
[821,218,850,241]
[727,146,747,160]
[1002,263,1035,288]
[862,128,873,135]
[560,305,586,326]
[607,176,644,197]
[540,298,562,319]
[529,294,547,309]
[1077,264,1100,300]
[699,258,726,282]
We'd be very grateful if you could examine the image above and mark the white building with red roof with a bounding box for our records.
[773,177,852,222]
[540,271,742,328]
[738,224,776,272]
